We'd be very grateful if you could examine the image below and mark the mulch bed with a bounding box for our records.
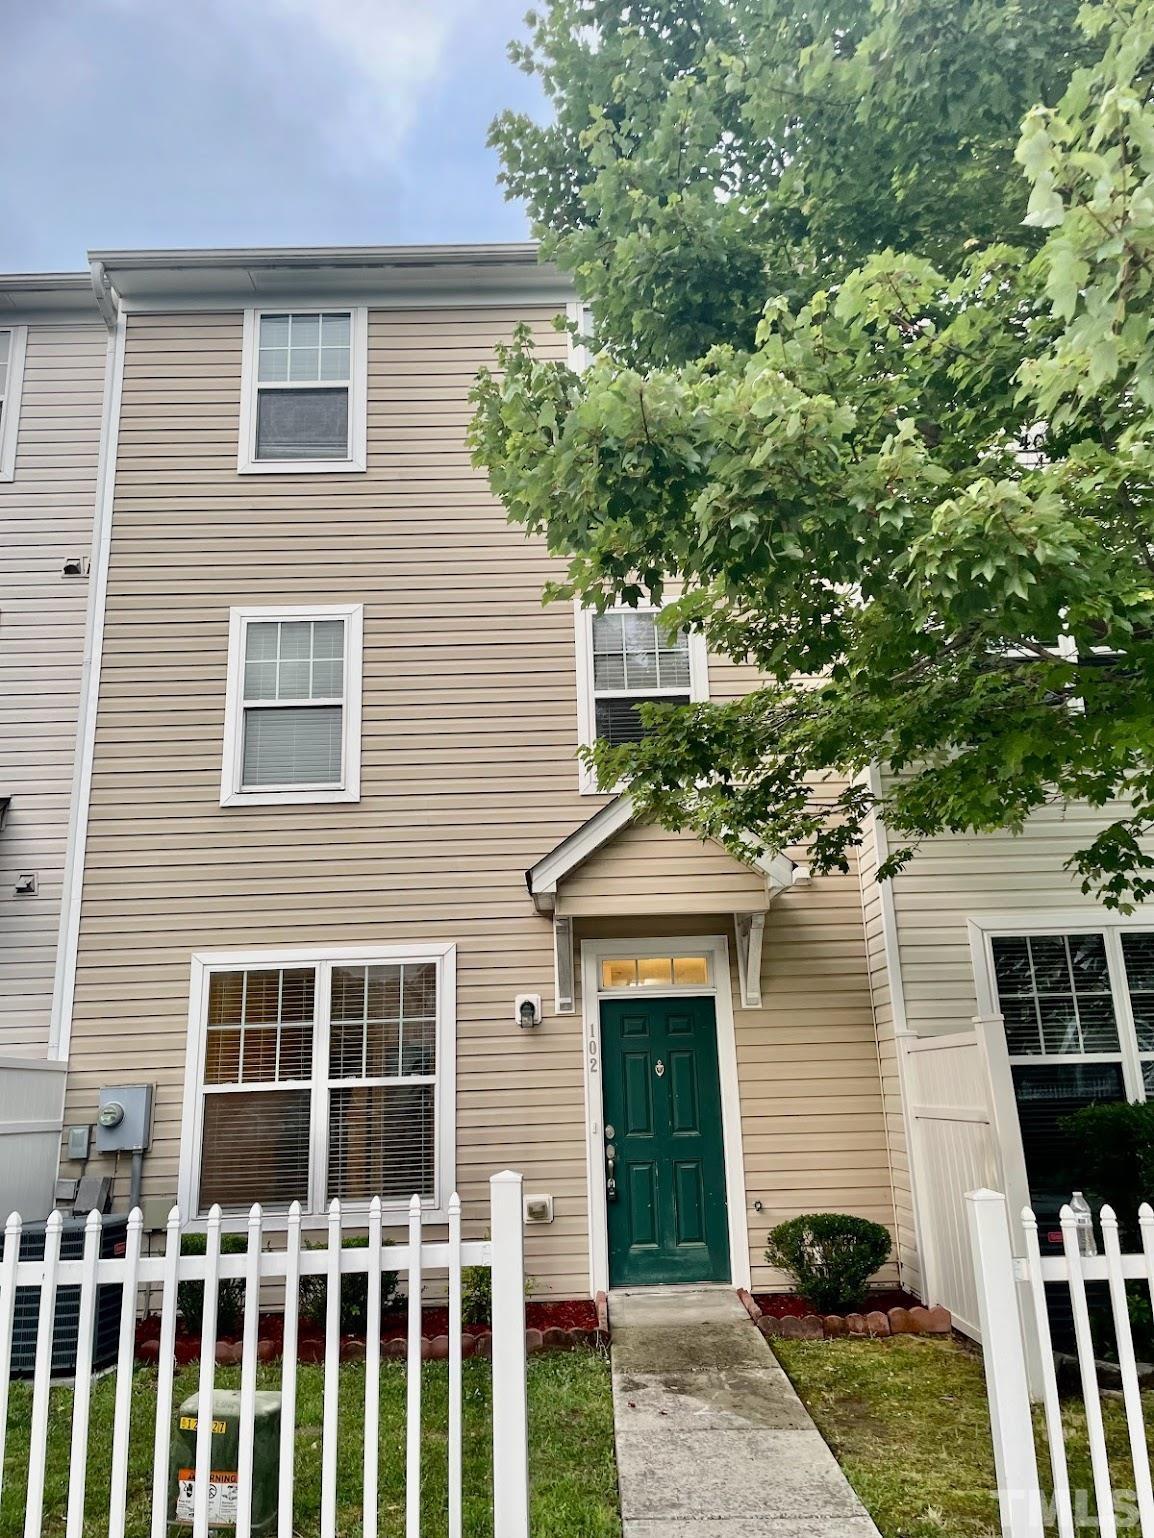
[135,1298,603,1365]
[752,1289,919,1320]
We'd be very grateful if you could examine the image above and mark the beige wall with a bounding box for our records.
[886,799,1150,1038]
[0,320,106,1054]
[63,301,896,1297]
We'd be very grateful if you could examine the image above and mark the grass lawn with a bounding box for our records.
[773,1334,1154,1538]
[0,1351,620,1537]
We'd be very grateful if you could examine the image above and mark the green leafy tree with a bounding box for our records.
[471,0,1154,907]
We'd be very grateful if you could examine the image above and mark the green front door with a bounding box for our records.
[601,995,730,1287]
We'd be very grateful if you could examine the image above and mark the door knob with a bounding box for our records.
[606,1143,617,1202]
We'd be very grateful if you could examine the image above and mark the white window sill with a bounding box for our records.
[221,786,360,808]
[186,1199,450,1233]
[237,456,367,475]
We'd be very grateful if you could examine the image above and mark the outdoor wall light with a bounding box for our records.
[515,994,542,1029]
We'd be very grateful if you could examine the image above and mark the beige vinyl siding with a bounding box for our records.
[556,822,772,916]
[0,321,105,1054]
[884,797,1154,1039]
[65,306,595,1294]
[64,301,896,1297]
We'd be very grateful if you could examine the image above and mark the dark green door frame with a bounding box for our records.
[600,994,731,1287]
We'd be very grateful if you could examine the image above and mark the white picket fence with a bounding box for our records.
[0,1169,528,1538]
[968,1186,1154,1538]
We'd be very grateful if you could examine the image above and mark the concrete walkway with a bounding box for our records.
[609,1289,881,1538]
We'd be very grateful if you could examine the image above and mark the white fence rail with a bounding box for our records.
[0,1169,528,1538]
[968,1187,1154,1538]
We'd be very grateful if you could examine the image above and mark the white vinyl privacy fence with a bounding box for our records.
[968,1187,1154,1538]
[905,1029,1003,1338]
[0,1170,529,1538]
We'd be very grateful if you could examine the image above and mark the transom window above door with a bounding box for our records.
[221,604,363,806]
[187,946,455,1219]
[600,953,712,990]
[575,604,708,792]
[239,308,367,473]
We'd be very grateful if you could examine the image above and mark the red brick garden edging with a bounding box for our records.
[736,1288,951,1340]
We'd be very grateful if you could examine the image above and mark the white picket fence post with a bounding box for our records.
[490,1169,529,1538]
[965,1189,1045,1538]
[0,1175,528,1535]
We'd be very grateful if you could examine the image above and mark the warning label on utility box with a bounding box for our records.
[175,1469,239,1526]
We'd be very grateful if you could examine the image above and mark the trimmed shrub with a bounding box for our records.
[178,1232,247,1337]
[765,1213,891,1314]
[299,1235,398,1335]
[1061,1101,1154,1243]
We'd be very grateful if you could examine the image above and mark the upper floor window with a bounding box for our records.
[221,604,363,806]
[238,308,367,474]
[575,603,708,792]
[0,326,28,482]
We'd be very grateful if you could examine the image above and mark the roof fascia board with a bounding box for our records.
[0,273,100,322]
[117,283,574,314]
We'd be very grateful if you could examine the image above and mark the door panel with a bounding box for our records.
[601,994,730,1286]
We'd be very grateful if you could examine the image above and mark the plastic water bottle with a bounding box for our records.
[1070,1191,1097,1257]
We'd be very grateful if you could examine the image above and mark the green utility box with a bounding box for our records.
[169,1390,281,1530]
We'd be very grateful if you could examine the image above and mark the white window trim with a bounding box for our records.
[238,306,368,475]
[0,325,28,482]
[579,934,751,1296]
[179,943,457,1227]
[574,599,709,795]
[221,603,363,807]
[970,911,1154,1102]
[967,911,1154,1232]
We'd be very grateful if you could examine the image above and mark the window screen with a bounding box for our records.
[1122,932,1154,1091]
[254,312,351,461]
[196,959,442,1214]
[240,618,345,789]
[991,932,1128,1223]
[591,610,692,747]
[991,934,1120,1055]
[327,962,437,1202]
[199,967,316,1210]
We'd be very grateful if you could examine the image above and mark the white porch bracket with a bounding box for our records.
[553,914,575,1015]
[733,911,765,1009]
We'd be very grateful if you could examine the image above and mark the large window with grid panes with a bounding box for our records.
[987,927,1154,1222]
[182,946,455,1218]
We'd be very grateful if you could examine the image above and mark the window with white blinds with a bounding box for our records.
[575,604,708,791]
[221,605,362,806]
[190,948,454,1217]
[986,925,1154,1224]
[0,326,27,482]
[239,308,367,473]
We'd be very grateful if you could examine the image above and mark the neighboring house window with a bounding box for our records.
[185,945,455,1218]
[0,326,28,482]
[987,926,1154,1220]
[575,603,708,792]
[221,604,363,806]
[238,308,367,473]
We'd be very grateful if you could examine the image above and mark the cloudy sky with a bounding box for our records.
[0,0,548,272]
